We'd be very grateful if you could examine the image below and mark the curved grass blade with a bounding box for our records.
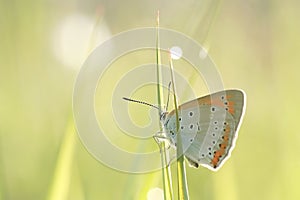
[168,52,189,200]
[155,11,173,200]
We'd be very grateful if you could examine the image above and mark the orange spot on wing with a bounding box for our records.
[224,127,230,134]
[207,99,226,107]
[228,107,235,114]
[226,95,233,99]
[211,137,229,167]
[211,157,219,167]
[227,101,235,114]
[220,143,227,149]
[211,148,224,168]
[227,101,234,106]
[223,135,229,141]
[218,148,225,155]
[215,151,222,157]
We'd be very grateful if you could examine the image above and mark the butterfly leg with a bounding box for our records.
[166,154,178,167]
[153,132,172,149]
[153,132,179,166]
[153,131,167,142]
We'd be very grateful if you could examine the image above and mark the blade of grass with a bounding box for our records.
[168,52,189,200]
[0,133,4,200]
[46,9,105,199]
[46,118,76,200]
[155,11,173,200]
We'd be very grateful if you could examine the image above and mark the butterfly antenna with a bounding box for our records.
[122,97,160,110]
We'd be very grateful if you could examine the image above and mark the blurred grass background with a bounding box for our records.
[1,0,300,200]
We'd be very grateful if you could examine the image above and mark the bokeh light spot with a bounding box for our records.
[199,47,208,59]
[53,13,111,70]
[147,187,164,200]
[170,46,183,60]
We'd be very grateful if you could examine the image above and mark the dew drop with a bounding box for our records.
[199,47,208,59]
[170,46,183,60]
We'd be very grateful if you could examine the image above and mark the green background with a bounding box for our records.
[1,0,299,199]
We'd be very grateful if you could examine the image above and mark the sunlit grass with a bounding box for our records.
[147,187,164,200]
[46,119,76,200]
[168,53,189,200]
[155,12,174,200]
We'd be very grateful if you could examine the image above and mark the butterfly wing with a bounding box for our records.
[171,90,246,131]
[165,89,246,171]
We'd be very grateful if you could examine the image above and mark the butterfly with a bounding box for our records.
[124,89,246,171]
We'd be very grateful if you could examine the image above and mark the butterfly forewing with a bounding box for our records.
[164,89,246,171]
[172,90,245,127]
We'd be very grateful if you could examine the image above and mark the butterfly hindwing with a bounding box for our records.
[184,107,236,170]
[164,89,246,171]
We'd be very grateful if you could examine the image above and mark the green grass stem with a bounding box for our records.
[46,118,76,200]
[168,53,190,200]
[155,11,173,200]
